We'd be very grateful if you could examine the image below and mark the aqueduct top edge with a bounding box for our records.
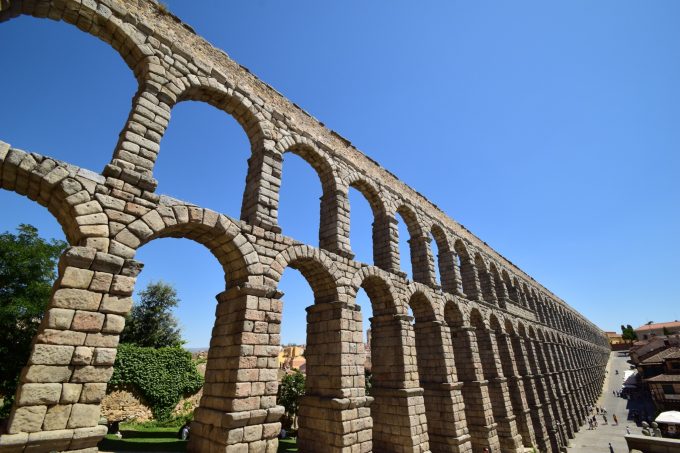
[112,0,582,314]
[0,0,602,335]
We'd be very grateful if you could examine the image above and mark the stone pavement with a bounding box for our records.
[566,351,653,453]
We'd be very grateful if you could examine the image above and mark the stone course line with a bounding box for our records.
[0,1,608,452]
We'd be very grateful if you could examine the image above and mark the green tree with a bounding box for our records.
[0,224,67,416]
[120,281,183,348]
[277,370,305,430]
[621,324,637,342]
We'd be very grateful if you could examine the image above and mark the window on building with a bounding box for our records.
[669,361,680,371]
[662,384,676,395]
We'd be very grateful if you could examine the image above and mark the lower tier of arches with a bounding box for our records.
[0,144,610,453]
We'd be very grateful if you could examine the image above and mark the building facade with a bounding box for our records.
[638,347,680,411]
[636,321,680,340]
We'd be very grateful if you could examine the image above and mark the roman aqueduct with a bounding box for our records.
[0,0,610,451]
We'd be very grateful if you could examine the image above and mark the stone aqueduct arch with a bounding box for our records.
[0,0,609,451]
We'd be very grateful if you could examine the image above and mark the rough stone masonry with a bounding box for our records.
[0,0,610,452]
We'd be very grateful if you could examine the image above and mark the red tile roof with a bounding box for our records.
[646,373,680,383]
[636,321,680,332]
[640,347,680,364]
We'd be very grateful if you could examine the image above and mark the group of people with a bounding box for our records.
[587,405,619,430]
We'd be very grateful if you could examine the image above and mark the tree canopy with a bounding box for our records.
[120,281,184,348]
[277,370,305,429]
[620,324,638,342]
[0,224,67,416]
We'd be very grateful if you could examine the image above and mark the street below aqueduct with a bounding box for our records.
[567,351,656,453]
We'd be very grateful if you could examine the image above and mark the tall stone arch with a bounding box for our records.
[0,2,610,451]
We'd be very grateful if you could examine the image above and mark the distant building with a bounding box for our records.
[641,347,680,411]
[606,331,625,347]
[635,321,680,340]
[629,334,680,411]
[278,345,306,372]
[630,335,680,364]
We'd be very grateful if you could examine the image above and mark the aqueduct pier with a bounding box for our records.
[0,0,609,451]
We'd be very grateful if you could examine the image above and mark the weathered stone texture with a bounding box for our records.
[0,0,609,451]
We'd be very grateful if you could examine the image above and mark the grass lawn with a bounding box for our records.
[278,437,298,452]
[98,424,298,452]
[98,426,186,452]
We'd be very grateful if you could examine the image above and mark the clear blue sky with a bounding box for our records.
[1,1,678,348]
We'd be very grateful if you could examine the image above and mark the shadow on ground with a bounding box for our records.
[99,434,298,452]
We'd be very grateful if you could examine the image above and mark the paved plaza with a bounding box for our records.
[567,351,656,453]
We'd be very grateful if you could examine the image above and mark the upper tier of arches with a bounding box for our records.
[0,0,604,344]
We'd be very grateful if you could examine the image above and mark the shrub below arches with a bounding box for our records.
[109,344,204,421]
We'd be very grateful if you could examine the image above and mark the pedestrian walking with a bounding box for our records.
[603,414,608,425]
[609,442,615,453]
[626,426,631,435]
[613,414,618,425]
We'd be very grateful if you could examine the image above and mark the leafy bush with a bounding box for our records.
[110,344,204,421]
[0,224,66,417]
[121,415,192,430]
[277,370,305,429]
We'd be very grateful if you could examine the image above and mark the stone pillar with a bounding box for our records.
[476,263,498,306]
[319,190,354,259]
[369,314,430,452]
[297,301,372,453]
[412,319,471,453]
[536,303,546,324]
[510,334,550,453]
[190,285,283,452]
[459,259,481,301]
[494,279,510,309]
[522,336,560,453]
[505,281,519,306]
[495,333,536,448]
[409,235,437,287]
[105,84,170,191]
[373,214,403,276]
[3,246,134,452]
[241,147,283,232]
[548,340,581,432]
[561,343,587,421]
[547,343,578,436]
[437,250,462,296]
[474,327,524,452]
[515,287,528,310]
[568,346,587,406]
[450,326,500,452]
[532,338,571,445]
